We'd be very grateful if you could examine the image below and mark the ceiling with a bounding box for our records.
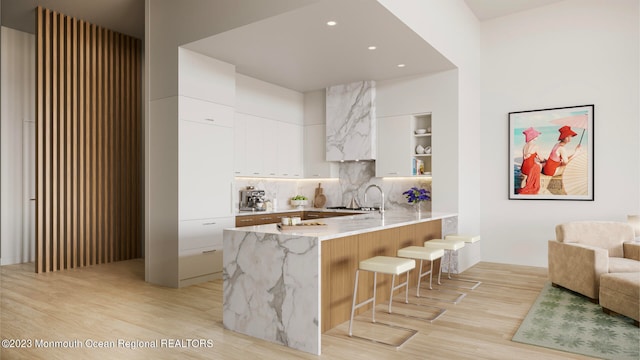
[183,0,455,92]
[1,0,567,92]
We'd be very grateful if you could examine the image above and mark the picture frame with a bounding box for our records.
[509,104,594,200]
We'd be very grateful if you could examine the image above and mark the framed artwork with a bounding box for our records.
[509,104,594,200]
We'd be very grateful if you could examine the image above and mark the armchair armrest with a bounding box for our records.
[548,240,609,299]
[623,242,640,261]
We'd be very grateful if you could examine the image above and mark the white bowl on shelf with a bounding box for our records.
[414,129,427,135]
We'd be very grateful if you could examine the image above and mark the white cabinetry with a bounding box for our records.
[177,48,236,287]
[178,216,234,287]
[233,113,247,176]
[376,113,432,177]
[179,100,234,220]
[178,48,235,106]
[304,124,338,178]
[277,122,302,178]
[234,112,302,178]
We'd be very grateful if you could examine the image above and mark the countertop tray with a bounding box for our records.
[277,223,327,231]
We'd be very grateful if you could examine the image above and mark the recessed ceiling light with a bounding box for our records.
[326,20,337,26]
[368,46,377,50]
[397,64,406,68]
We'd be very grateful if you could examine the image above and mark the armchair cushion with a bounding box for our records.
[555,221,635,257]
[609,257,640,273]
[624,242,640,261]
[549,221,638,300]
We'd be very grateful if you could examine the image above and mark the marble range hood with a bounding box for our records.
[325,81,376,161]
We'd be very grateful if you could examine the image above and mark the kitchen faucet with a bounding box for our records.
[364,184,384,215]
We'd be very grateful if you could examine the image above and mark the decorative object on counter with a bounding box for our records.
[291,216,302,225]
[277,222,327,232]
[291,195,308,209]
[265,199,273,211]
[403,186,431,217]
[281,217,291,225]
[314,183,327,208]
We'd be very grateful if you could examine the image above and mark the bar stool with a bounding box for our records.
[348,256,418,348]
[397,246,444,296]
[421,239,467,303]
[396,246,448,322]
[443,234,482,290]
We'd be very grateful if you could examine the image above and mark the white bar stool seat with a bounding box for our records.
[397,246,444,295]
[348,256,418,348]
[445,234,481,243]
[439,234,483,290]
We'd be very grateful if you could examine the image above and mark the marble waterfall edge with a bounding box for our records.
[326,81,376,161]
[223,230,320,355]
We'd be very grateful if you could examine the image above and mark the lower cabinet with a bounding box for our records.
[179,250,223,287]
[235,211,303,227]
[179,216,234,287]
[235,211,353,227]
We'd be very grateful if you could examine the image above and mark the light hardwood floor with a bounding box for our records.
[1,260,597,359]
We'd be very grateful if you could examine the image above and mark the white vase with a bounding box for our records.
[415,145,424,154]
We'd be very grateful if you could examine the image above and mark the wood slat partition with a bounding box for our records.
[35,7,142,273]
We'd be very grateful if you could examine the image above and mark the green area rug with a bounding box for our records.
[512,282,640,359]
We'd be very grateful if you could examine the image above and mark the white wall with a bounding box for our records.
[1,27,35,265]
[379,0,482,237]
[376,70,459,214]
[145,0,314,285]
[480,0,640,267]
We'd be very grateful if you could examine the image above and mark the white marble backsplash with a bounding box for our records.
[235,161,431,212]
[325,81,376,161]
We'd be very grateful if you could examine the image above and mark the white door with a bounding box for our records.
[23,120,35,262]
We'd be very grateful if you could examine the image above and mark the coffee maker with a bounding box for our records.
[239,189,266,211]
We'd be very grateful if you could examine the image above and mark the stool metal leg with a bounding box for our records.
[348,268,418,348]
[439,250,482,290]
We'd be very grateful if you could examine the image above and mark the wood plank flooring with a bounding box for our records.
[1,260,597,359]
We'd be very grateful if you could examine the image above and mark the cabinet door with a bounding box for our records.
[179,96,234,126]
[178,48,235,106]
[278,122,303,178]
[179,216,235,252]
[376,115,412,177]
[234,113,247,176]
[304,124,338,178]
[179,120,233,220]
[262,119,279,177]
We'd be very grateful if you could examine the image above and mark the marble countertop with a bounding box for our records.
[234,207,367,216]
[227,210,457,241]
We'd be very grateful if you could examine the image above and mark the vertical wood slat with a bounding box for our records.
[66,14,74,270]
[35,7,142,273]
[36,8,44,273]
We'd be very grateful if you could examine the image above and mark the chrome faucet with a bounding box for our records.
[364,184,384,215]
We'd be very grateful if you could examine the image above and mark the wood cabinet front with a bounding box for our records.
[320,219,442,333]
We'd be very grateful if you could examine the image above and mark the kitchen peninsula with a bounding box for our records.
[222,210,457,355]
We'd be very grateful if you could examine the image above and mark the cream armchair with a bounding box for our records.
[548,221,640,300]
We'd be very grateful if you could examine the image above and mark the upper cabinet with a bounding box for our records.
[376,113,432,177]
[178,48,235,106]
[326,81,376,161]
[178,49,236,220]
[304,124,338,178]
[303,90,338,178]
[234,74,304,178]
